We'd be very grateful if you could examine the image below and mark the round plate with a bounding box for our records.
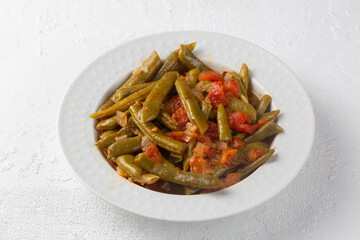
[58,31,315,221]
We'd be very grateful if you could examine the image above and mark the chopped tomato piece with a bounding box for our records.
[166,131,196,143]
[142,142,162,164]
[235,124,259,134]
[230,137,245,148]
[220,147,238,166]
[224,79,241,98]
[248,148,266,162]
[206,81,227,108]
[164,95,182,114]
[198,71,224,82]
[171,106,190,127]
[258,117,269,126]
[228,111,252,126]
[189,156,214,174]
[202,121,218,141]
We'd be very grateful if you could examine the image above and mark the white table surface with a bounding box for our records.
[1,0,360,239]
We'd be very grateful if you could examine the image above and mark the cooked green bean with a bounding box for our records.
[244,121,283,143]
[113,82,154,101]
[183,139,197,171]
[239,149,275,178]
[115,155,159,185]
[97,100,115,112]
[99,130,117,139]
[195,81,212,92]
[175,78,209,134]
[96,115,118,130]
[217,104,232,141]
[156,110,180,131]
[257,94,272,117]
[107,136,142,158]
[227,96,257,122]
[239,63,250,94]
[111,51,161,103]
[258,110,280,122]
[185,68,199,88]
[200,101,213,121]
[233,132,247,140]
[130,104,186,154]
[134,153,221,189]
[153,42,196,81]
[209,109,217,119]
[178,45,211,72]
[141,71,179,122]
[90,81,157,119]
[95,117,136,148]
[169,152,183,163]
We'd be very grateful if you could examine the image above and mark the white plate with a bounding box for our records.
[58,31,315,222]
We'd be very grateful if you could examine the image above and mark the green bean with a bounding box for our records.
[153,42,196,81]
[184,186,201,195]
[113,82,154,101]
[156,110,180,131]
[178,45,211,72]
[97,100,115,112]
[90,81,157,119]
[239,149,275,178]
[257,94,272,117]
[130,104,186,154]
[185,68,199,88]
[200,101,213,121]
[111,51,161,102]
[169,152,183,163]
[239,63,250,94]
[213,142,270,177]
[227,96,257,122]
[99,130,117,139]
[141,71,179,122]
[233,132,247,140]
[258,110,280,122]
[95,118,136,148]
[134,153,221,189]
[195,81,212,92]
[244,121,283,143]
[115,155,159,185]
[217,104,232,141]
[96,115,118,130]
[183,139,197,171]
[175,78,209,134]
[107,136,142,158]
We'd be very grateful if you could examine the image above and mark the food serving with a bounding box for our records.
[90,43,283,195]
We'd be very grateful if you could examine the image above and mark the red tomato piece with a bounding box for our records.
[220,147,238,166]
[143,142,162,164]
[201,172,242,194]
[228,111,252,126]
[164,95,182,114]
[198,71,224,82]
[206,81,227,108]
[190,156,213,174]
[171,106,189,127]
[230,137,245,148]
[248,148,266,162]
[202,121,218,141]
[224,79,241,98]
[235,124,259,134]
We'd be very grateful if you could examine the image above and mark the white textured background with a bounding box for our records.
[1,0,360,239]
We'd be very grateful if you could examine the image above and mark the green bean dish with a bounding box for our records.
[90,43,283,195]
